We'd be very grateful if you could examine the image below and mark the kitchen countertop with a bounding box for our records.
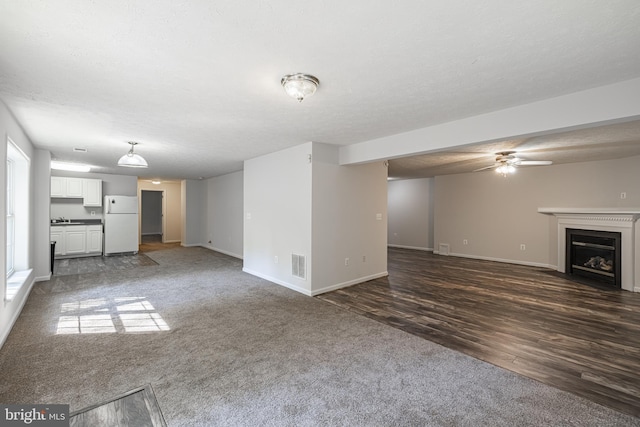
[50,219,103,226]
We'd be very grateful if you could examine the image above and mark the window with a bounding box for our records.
[6,157,14,277]
[5,138,30,300]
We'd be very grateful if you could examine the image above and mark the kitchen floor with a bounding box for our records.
[52,236,181,277]
[53,253,157,277]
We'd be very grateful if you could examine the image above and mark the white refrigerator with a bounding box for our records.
[103,195,139,255]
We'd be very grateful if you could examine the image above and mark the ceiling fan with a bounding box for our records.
[473,151,553,176]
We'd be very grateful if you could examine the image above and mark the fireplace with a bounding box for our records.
[538,207,640,293]
[566,228,621,289]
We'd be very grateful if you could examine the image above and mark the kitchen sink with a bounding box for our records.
[51,221,86,225]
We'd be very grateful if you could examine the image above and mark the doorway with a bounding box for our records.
[141,190,164,244]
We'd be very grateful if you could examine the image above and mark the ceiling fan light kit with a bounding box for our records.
[281,73,320,102]
[118,141,148,168]
[495,164,516,176]
[474,151,552,176]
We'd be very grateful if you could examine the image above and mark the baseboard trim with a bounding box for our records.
[164,240,180,243]
[35,273,51,282]
[1,274,36,350]
[310,271,389,296]
[242,268,312,296]
[434,251,554,269]
[202,245,243,260]
[388,244,433,252]
[242,268,390,297]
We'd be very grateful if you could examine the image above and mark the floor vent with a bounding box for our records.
[292,254,306,279]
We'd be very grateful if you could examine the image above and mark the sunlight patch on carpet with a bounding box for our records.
[56,297,170,335]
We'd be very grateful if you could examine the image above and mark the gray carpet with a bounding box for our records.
[1,246,638,426]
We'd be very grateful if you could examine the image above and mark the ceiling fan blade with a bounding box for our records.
[473,164,499,172]
[518,160,553,166]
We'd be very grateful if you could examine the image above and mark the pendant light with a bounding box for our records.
[118,142,148,168]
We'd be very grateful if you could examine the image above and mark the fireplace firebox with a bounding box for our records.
[566,228,621,289]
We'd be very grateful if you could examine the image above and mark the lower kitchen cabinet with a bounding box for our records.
[86,226,103,253]
[65,226,87,255]
[51,225,103,258]
[50,227,65,256]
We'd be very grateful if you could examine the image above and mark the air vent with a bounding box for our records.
[291,254,306,279]
[438,243,450,256]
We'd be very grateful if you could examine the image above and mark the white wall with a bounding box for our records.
[388,178,434,251]
[1,101,50,348]
[244,142,388,296]
[205,171,243,258]
[311,143,388,294]
[244,142,313,294]
[182,179,206,247]
[33,150,52,280]
[433,155,640,268]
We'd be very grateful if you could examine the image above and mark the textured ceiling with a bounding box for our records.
[388,120,640,178]
[1,1,640,180]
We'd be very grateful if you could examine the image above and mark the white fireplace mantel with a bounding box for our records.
[538,207,640,292]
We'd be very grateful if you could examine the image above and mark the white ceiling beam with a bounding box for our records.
[339,77,640,165]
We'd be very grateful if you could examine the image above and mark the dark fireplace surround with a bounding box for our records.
[566,228,621,289]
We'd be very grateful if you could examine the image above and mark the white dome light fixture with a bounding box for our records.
[118,142,148,168]
[281,73,320,102]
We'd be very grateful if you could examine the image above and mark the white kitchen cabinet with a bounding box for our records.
[83,179,103,207]
[50,227,65,256]
[65,226,87,255]
[50,177,84,198]
[66,178,84,197]
[50,177,65,197]
[51,224,103,258]
[86,225,103,253]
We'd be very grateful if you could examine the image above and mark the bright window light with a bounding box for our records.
[51,161,91,172]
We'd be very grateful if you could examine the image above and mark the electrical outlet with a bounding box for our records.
[362,255,366,262]
[274,256,278,264]
[463,239,468,245]
[520,244,526,251]
[345,258,350,266]
[621,192,627,199]
[246,212,252,220]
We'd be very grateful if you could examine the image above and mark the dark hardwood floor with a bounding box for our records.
[317,247,640,418]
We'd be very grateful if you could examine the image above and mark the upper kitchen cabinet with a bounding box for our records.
[51,177,102,206]
[82,179,102,207]
[51,176,83,198]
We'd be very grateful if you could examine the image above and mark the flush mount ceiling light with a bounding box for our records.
[281,73,320,102]
[117,142,148,168]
